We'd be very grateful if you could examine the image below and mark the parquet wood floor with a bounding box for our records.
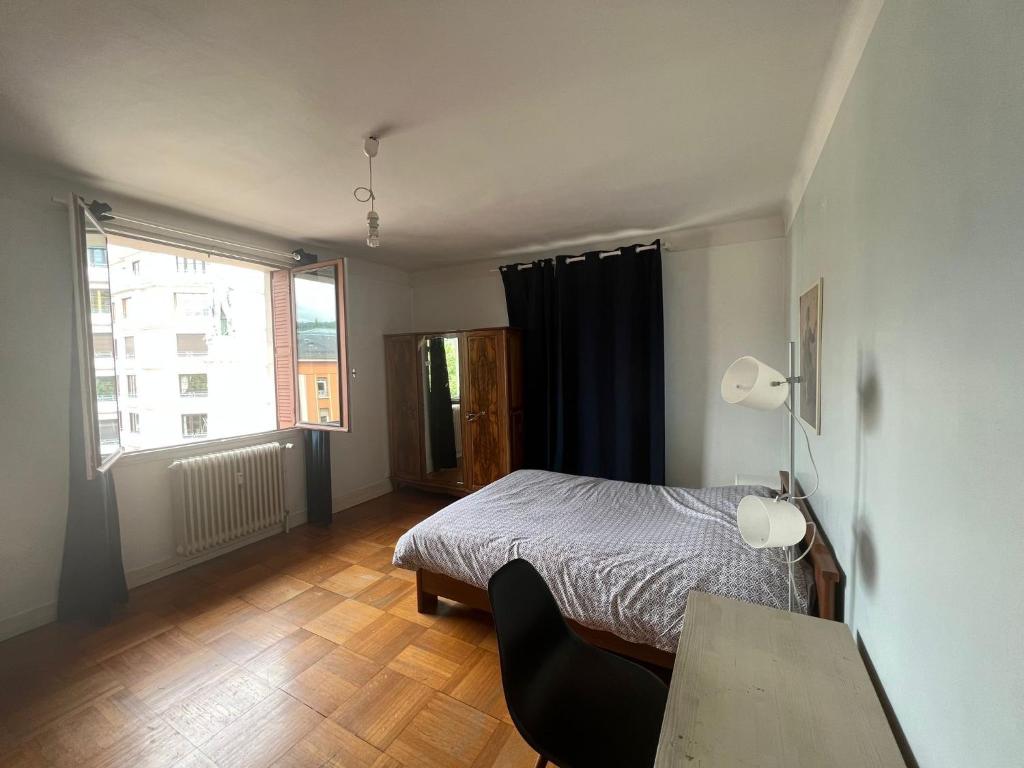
[0,489,539,768]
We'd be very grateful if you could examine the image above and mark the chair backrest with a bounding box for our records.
[488,559,574,708]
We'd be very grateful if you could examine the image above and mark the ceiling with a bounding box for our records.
[0,1,848,269]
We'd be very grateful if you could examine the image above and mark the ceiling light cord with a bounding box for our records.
[353,136,381,247]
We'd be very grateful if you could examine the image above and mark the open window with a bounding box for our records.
[271,259,350,432]
[69,196,351,462]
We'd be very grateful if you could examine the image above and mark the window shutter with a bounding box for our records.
[271,269,296,429]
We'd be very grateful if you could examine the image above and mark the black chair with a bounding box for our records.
[487,559,669,768]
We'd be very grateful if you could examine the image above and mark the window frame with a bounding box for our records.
[69,195,123,476]
[71,199,350,460]
[287,259,350,432]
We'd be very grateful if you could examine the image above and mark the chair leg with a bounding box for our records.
[535,756,548,768]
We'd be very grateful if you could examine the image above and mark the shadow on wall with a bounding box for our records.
[849,344,883,627]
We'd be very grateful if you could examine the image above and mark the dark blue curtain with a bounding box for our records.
[501,241,665,484]
[58,302,127,623]
[427,338,457,470]
[304,429,333,526]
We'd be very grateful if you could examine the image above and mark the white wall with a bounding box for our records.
[411,233,789,487]
[0,157,412,639]
[786,2,1024,765]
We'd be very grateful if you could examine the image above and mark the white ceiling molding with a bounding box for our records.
[411,214,785,281]
[784,0,886,231]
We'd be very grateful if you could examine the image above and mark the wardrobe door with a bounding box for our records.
[463,330,509,491]
[384,335,422,482]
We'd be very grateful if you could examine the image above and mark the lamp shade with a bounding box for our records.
[736,495,806,549]
[721,356,789,410]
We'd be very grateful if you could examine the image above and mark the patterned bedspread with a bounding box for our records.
[393,470,811,652]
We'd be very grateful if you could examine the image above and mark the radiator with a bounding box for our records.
[171,442,288,557]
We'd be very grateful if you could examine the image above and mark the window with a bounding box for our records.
[179,373,208,397]
[93,332,113,358]
[181,413,208,438]
[98,418,119,444]
[176,333,208,356]
[90,288,111,313]
[88,247,108,266]
[290,261,349,430]
[176,256,207,273]
[72,219,349,457]
[175,292,213,319]
[96,376,116,401]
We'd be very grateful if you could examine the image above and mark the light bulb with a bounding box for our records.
[366,210,380,248]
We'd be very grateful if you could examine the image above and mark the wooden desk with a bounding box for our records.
[655,591,905,767]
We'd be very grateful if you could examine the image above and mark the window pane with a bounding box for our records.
[96,376,116,401]
[293,264,345,428]
[181,413,208,438]
[179,373,208,396]
[93,332,114,357]
[88,247,108,266]
[106,238,276,451]
[176,333,208,355]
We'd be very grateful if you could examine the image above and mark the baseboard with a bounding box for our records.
[0,484,398,643]
[333,478,393,515]
[0,601,58,643]
[124,507,309,590]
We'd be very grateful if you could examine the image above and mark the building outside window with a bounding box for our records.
[319,407,330,424]
[129,412,141,433]
[88,247,108,266]
[131,260,141,275]
[179,373,208,397]
[121,296,131,319]
[126,375,138,397]
[316,377,329,399]
[124,336,135,358]
[181,413,208,438]
[90,288,111,313]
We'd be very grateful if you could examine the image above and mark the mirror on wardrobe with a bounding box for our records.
[420,334,463,485]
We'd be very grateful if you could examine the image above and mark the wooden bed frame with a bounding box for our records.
[415,471,844,669]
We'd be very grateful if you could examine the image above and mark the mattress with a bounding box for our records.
[393,469,812,653]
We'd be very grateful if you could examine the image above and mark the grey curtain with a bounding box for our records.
[57,301,127,623]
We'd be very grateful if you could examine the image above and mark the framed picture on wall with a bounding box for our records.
[799,278,823,433]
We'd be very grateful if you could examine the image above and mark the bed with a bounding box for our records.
[393,469,841,668]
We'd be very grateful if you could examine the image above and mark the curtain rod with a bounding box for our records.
[50,196,304,265]
[489,242,662,272]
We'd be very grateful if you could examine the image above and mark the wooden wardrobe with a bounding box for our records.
[384,327,523,495]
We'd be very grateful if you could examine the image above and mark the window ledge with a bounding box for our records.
[113,427,304,468]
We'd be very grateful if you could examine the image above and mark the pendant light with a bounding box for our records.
[353,136,381,247]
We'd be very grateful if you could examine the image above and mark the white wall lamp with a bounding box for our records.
[353,136,381,248]
[721,341,819,610]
